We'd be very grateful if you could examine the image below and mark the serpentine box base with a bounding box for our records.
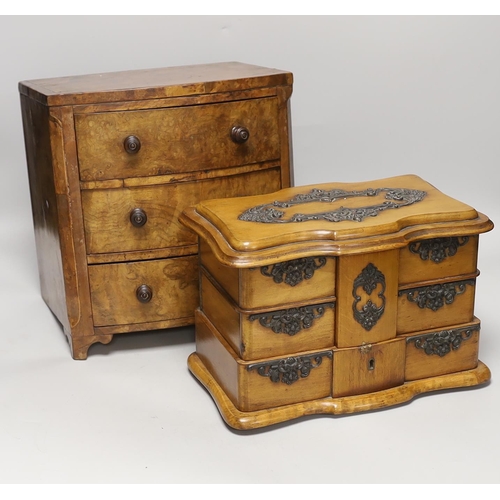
[179,175,494,430]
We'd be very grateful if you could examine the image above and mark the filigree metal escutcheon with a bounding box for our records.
[352,263,386,331]
[409,236,470,263]
[259,257,327,287]
[238,187,427,223]
[407,326,478,357]
[248,303,335,336]
[398,280,475,311]
[247,352,332,385]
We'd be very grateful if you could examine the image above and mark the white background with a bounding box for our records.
[1,14,500,485]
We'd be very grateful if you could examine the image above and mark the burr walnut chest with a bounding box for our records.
[179,174,494,430]
[20,62,294,359]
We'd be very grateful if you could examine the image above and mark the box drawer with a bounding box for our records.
[403,319,480,381]
[195,310,332,412]
[200,240,336,310]
[397,277,476,334]
[88,256,198,326]
[75,97,280,181]
[399,235,478,286]
[332,338,406,397]
[200,271,335,360]
[82,168,282,255]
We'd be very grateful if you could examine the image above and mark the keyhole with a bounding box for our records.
[368,358,375,371]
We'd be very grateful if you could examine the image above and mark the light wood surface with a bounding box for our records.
[397,278,476,334]
[182,176,494,429]
[200,240,336,309]
[180,175,493,267]
[195,310,332,412]
[188,353,491,430]
[403,319,480,381]
[336,250,399,347]
[200,271,336,360]
[399,235,478,285]
[332,338,406,397]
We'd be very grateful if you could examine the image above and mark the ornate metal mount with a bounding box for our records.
[407,326,478,357]
[247,352,332,385]
[409,236,470,263]
[352,263,386,331]
[238,187,427,224]
[249,303,335,336]
[399,280,475,311]
[259,257,327,287]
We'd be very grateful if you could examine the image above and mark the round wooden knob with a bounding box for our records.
[231,126,250,144]
[130,208,147,227]
[124,135,141,154]
[136,284,153,303]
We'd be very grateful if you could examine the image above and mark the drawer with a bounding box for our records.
[75,98,281,181]
[195,309,333,412]
[200,240,336,309]
[403,319,480,381]
[397,278,476,334]
[200,271,335,360]
[332,338,406,397]
[399,236,478,286]
[82,168,282,255]
[88,256,198,326]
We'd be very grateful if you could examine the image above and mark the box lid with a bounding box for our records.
[179,175,493,267]
[18,62,293,106]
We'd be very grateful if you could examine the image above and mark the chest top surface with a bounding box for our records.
[18,61,293,106]
[179,174,493,266]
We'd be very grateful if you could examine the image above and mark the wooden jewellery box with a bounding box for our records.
[19,62,293,359]
[179,174,494,430]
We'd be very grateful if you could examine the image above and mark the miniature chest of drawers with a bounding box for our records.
[20,62,294,359]
[179,174,494,430]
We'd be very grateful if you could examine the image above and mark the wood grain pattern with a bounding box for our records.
[399,235,478,285]
[72,87,278,114]
[21,95,69,332]
[82,168,282,254]
[403,319,480,381]
[332,338,406,397]
[75,97,280,181]
[200,271,335,360]
[88,256,198,327]
[20,62,294,360]
[179,175,493,267]
[188,352,491,430]
[195,310,332,412]
[183,176,493,428]
[397,279,476,334]
[336,250,399,348]
[19,61,293,106]
[200,240,336,309]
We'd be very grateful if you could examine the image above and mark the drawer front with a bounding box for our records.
[239,257,336,310]
[195,309,333,412]
[200,272,335,360]
[399,236,478,286]
[200,245,336,310]
[336,250,399,348]
[332,338,406,397]
[88,256,198,326]
[403,320,480,381]
[75,97,281,181]
[397,278,476,334]
[82,168,282,254]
